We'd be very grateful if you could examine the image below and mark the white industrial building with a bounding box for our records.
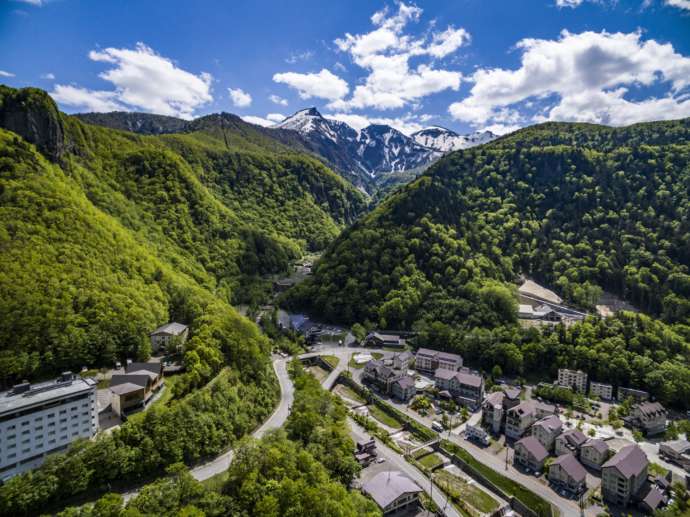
[0,372,98,481]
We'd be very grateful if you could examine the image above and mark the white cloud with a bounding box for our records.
[241,115,274,127]
[449,30,690,128]
[13,0,43,5]
[41,72,55,80]
[0,70,15,78]
[555,0,584,7]
[266,113,285,123]
[51,85,124,112]
[52,43,212,119]
[666,0,690,10]
[325,111,426,135]
[228,87,252,107]
[285,50,314,64]
[269,94,288,106]
[273,68,349,101]
[480,123,521,135]
[329,2,467,111]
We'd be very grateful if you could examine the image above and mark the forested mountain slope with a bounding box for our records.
[0,86,365,383]
[286,119,690,407]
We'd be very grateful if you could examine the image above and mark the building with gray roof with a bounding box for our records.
[362,471,422,514]
[549,453,587,494]
[602,444,649,507]
[514,436,549,472]
[150,322,188,352]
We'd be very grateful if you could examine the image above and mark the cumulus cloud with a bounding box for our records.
[41,72,55,80]
[13,0,43,5]
[325,111,427,135]
[269,94,288,106]
[52,43,212,119]
[285,50,314,64]
[449,30,690,128]
[0,70,15,78]
[273,69,349,101]
[228,87,252,107]
[666,0,690,10]
[555,0,584,7]
[328,2,467,111]
[241,115,274,127]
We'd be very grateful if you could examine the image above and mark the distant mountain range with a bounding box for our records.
[75,107,498,189]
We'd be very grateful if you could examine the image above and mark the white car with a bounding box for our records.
[376,457,385,463]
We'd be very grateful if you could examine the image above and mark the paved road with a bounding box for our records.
[349,417,461,517]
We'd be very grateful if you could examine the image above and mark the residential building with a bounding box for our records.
[363,360,404,394]
[557,369,588,394]
[109,362,164,417]
[514,436,549,472]
[391,376,416,402]
[549,454,587,495]
[639,483,667,514]
[580,438,609,470]
[659,439,690,469]
[434,369,484,410]
[618,387,649,404]
[365,332,405,349]
[531,414,563,452]
[518,304,563,322]
[601,444,649,507]
[362,471,422,514]
[502,385,522,409]
[505,400,556,440]
[150,322,188,353]
[414,348,462,375]
[589,382,613,400]
[392,351,414,371]
[555,429,587,457]
[482,391,505,434]
[355,437,377,466]
[0,373,97,481]
[625,402,668,436]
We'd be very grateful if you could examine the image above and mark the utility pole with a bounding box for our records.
[505,446,510,471]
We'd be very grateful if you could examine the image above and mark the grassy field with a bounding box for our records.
[441,440,553,517]
[368,404,404,429]
[334,383,366,404]
[348,352,383,369]
[321,355,340,369]
[435,469,499,514]
[306,365,329,383]
[416,452,445,471]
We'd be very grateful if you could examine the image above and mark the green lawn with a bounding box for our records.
[441,440,553,517]
[435,469,499,514]
[321,355,340,369]
[368,404,404,429]
[348,352,383,369]
[416,452,445,471]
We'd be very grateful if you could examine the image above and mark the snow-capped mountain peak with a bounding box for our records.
[411,127,498,152]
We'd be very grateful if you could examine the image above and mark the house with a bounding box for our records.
[659,439,690,469]
[514,436,549,472]
[624,402,667,436]
[482,391,506,434]
[531,414,563,452]
[150,322,188,353]
[109,362,164,417]
[589,382,613,400]
[505,400,556,440]
[365,332,405,349]
[391,376,416,402]
[392,351,414,371]
[362,471,422,514]
[557,369,587,394]
[434,369,484,410]
[502,385,522,409]
[617,387,649,404]
[549,453,587,495]
[414,348,462,375]
[555,428,587,457]
[580,438,609,470]
[362,360,404,394]
[638,482,667,514]
[601,444,649,507]
[355,438,377,465]
[518,304,562,322]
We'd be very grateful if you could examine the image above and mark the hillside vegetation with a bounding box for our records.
[286,119,690,407]
[0,86,365,384]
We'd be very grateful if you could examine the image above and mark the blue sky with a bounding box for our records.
[1,0,689,135]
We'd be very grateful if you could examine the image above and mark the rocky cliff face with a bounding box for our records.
[0,86,65,161]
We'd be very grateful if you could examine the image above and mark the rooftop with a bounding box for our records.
[661,439,690,454]
[394,376,415,389]
[0,375,96,417]
[362,471,422,509]
[583,438,609,454]
[560,429,587,448]
[602,444,648,478]
[534,415,562,433]
[552,453,587,482]
[516,436,549,462]
[150,322,188,336]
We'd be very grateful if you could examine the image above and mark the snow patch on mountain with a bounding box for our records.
[411,127,498,152]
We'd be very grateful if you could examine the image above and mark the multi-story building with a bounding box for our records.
[414,348,462,375]
[554,429,587,457]
[659,440,690,470]
[505,400,556,440]
[392,351,414,371]
[391,376,416,402]
[0,373,97,481]
[601,444,648,507]
[109,362,164,417]
[589,382,613,400]
[531,414,563,452]
[365,332,405,349]
[514,436,549,472]
[625,402,667,436]
[617,387,649,404]
[557,369,588,394]
[580,438,610,470]
[481,384,522,435]
[434,369,484,410]
[150,322,188,353]
[363,360,404,394]
[549,453,587,495]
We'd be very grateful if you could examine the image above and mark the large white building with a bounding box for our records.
[557,369,588,394]
[0,372,97,481]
